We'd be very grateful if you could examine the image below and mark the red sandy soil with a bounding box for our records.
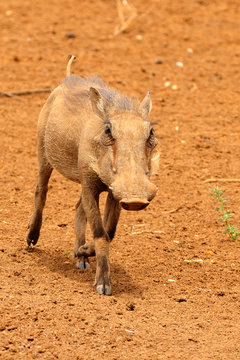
[1,0,240,359]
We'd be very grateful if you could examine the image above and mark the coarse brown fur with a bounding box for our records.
[27,56,159,295]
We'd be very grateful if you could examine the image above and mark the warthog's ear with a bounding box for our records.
[139,91,152,119]
[90,87,110,120]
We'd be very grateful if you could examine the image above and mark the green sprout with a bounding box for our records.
[65,250,71,257]
[210,186,239,241]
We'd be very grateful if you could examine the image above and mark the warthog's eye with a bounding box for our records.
[102,125,115,146]
[105,127,112,136]
[147,128,156,148]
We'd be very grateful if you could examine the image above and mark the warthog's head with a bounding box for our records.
[90,87,159,211]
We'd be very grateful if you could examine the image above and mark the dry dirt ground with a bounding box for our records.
[1,0,240,359]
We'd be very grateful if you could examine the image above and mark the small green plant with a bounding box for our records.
[210,186,239,240]
[65,250,71,257]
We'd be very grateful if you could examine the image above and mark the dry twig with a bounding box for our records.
[0,88,52,99]
[130,224,164,235]
[0,91,22,100]
[130,230,165,235]
[204,178,240,183]
[114,0,137,36]
[161,204,185,214]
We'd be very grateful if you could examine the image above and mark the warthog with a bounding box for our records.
[27,55,158,295]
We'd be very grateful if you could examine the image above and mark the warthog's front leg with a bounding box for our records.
[81,185,111,295]
[103,192,121,240]
[93,237,111,295]
[77,192,120,259]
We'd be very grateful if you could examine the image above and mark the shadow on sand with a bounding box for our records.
[24,245,143,297]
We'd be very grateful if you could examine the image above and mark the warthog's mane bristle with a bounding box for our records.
[61,75,139,113]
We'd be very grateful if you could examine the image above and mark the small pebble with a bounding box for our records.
[164,81,171,87]
[184,259,203,264]
[168,279,175,282]
[176,61,183,67]
[205,250,214,255]
[126,303,135,311]
[175,297,187,303]
[136,34,142,41]
[13,56,20,62]
[172,84,178,90]
[65,32,76,39]
[125,329,135,334]
[155,59,163,64]
[187,48,194,54]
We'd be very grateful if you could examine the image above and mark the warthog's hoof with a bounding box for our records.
[73,253,90,269]
[26,230,39,246]
[96,284,112,296]
[26,236,32,246]
[77,258,90,270]
[77,241,95,257]
[94,273,112,296]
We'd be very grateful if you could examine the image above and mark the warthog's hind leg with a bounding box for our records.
[26,162,53,246]
[73,196,90,269]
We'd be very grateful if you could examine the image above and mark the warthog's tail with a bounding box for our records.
[66,55,76,76]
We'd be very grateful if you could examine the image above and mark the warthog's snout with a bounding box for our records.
[120,198,150,211]
[111,180,158,211]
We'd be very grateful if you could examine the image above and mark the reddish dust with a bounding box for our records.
[0,0,240,359]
